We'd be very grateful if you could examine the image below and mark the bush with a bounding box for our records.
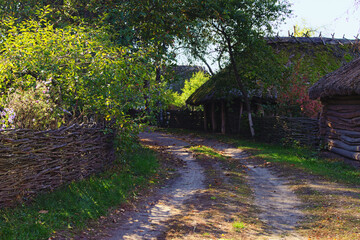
[0,8,162,130]
[1,82,62,130]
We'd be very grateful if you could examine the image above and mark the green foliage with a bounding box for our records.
[293,24,315,37]
[274,42,358,117]
[171,71,209,108]
[0,146,159,240]
[0,10,162,130]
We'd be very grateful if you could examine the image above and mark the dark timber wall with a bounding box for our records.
[321,96,360,161]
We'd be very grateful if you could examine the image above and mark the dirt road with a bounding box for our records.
[106,131,305,239]
[107,132,205,239]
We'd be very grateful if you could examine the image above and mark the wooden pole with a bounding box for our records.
[211,102,216,132]
[221,101,226,134]
[203,104,207,131]
[238,102,243,132]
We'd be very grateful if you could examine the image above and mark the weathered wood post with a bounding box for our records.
[238,102,243,132]
[203,104,208,131]
[211,102,217,132]
[221,101,226,134]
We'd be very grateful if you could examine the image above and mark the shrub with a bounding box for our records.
[0,8,161,130]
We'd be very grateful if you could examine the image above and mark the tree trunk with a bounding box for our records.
[225,35,255,137]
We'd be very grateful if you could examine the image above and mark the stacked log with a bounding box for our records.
[0,124,114,208]
[323,103,360,161]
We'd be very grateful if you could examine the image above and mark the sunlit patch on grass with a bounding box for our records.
[232,221,246,231]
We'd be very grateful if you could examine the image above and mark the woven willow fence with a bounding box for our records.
[0,124,114,208]
[253,117,320,148]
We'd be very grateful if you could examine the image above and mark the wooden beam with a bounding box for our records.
[330,147,360,161]
[238,102,243,132]
[203,104,207,132]
[221,101,226,134]
[211,102,216,132]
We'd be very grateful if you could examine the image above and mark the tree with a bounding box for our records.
[0,9,160,131]
[171,71,210,109]
[180,0,290,136]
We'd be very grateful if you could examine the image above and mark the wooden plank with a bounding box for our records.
[329,147,360,161]
[329,128,360,138]
[327,115,360,127]
[327,104,360,112]
[325,120,360,132]
[203,104,207,132]
[327,110,360,119]
[328,139,360,152]
[323,96,360,105]
[211,102,216,132]
[221,101,226,135]
[238,102,243,132]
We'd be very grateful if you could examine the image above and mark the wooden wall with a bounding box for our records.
[322,96,360,161]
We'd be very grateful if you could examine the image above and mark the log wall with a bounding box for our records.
[322,97,360,161]
[0,124,115,208]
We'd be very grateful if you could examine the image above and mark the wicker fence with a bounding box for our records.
[253,117,320,148]
[163,110,320,148]
[0,124,115,207]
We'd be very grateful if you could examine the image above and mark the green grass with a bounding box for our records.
[160,128,360,185]
[232,221,246,231]
[0,146,159,240]
[189,145,228,161]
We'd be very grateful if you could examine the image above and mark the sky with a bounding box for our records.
[278,0,360,38]
[177,0,360,71]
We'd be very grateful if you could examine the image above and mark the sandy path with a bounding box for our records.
[187,137,305,239]
[107,132,205,240]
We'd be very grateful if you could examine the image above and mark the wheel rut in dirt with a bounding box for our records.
[188,137,305,239]
[107,132,205,240]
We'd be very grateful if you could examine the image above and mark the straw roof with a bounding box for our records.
[186,69,273,106]
[309,57,360,100]
[187,36,360,106]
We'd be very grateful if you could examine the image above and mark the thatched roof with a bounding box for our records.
[186,70,242,106]
[187,36,360,106]
[186,69,273,106]
[309,57,360,100]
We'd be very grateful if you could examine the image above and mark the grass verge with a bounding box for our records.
[0,146,159,240]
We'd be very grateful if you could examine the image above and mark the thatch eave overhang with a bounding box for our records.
[309,57,360,100]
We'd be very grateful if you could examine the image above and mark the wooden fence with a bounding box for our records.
[163,110,320,148]
[0,124,114,207]
[253,117,320,148]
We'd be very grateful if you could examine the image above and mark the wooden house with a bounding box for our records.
[187,36,360,135]
[186,69,274,134]
[309,57,360,161]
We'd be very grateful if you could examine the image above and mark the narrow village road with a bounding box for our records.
[106,131,305,239]
[107,132,205,240]
[187,136,305,239]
